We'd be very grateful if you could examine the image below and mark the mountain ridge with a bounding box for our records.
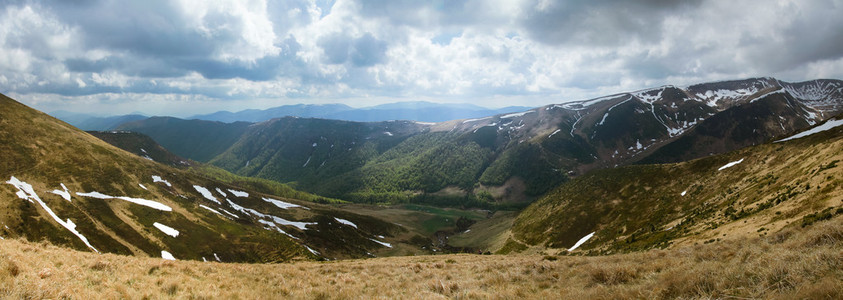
[0,93,413,261]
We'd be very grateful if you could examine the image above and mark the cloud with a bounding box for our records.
[0,0,842,116]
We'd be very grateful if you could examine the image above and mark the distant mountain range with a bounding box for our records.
[114,77,843,206]
[189,101,533,123]
[50,111,148,131]
[51,101,533,130]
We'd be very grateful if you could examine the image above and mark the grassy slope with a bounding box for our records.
[1,215,840,299]
[0,94,407,262]
[511,117,843,253]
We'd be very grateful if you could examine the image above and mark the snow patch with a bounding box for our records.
[138,183,148,190]
[262,197,309,210]
[462,116,491,123]
[500,110,534,119]
[227,199,314,230]
[50,183,71,202]
[695,86,762,107]
[7,177,98,253]
[334,218,357,228]
[152,176,171,187]
[161,251,176,260]
[305,245,320,255]
[369,238,392,248]
[776,119,843,143]
[76,191,172,211]
[199,204,225,217]
[215,187,227,198]
[717,158,745,171]
[547,129,561,138]
[258,219,296,238]
[559,94,619,110]
[568,232,595,251]
[681,190,687,197]
[227,189,249,197]
[384,131,393,136]
[193,186,220,204]
[302,156,311,167]
[153,222,179,238]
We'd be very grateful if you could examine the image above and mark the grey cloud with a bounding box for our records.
[520,0,704,46]
[350,33,387,67]
[318,33,388,67]
[744,6,843,73]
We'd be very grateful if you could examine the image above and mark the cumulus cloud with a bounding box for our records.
[0,0,841,116]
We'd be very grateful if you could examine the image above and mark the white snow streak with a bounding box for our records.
[262,197,308,210]
[193,186,220,204]
[215,188,227,198]
[334,217,358,228]
[227,189,249,197]
[369,238,392,248]
[717,158,745,171]
[199,204,225,217]
[50,183,71,201]
[776,119,843,143]
[568,232,595,251]
[227,199,314,230]
[153,222,179,238]
[548,129,561,138]
[7,177,98,252]
[152,176,171,187]
[462,116,491,123]
[500,111,534,119]
[305,245,320,255]
[76,191,172,211]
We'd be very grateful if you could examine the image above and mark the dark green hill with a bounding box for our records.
[88,131,190,167]
[116,117,251,162]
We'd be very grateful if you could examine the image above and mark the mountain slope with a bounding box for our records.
[116,117,251,162]
[205,78,842,205]
[87,131,191,167]
[0,93,408,261]
[509,115,843,253]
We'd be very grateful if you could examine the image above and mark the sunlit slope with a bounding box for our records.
[511,116,843,254]
[0,93,404,261]
[2,215,840,299]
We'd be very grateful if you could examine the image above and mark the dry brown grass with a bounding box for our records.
[1,217,841,299]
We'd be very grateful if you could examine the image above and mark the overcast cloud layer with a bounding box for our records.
[1,0,842,116]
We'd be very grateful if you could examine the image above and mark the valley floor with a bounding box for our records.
[2,217,842,299]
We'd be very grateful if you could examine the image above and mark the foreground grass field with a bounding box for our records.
[2,216,841,299]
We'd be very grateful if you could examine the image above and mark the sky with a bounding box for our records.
[1,0,842,117]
